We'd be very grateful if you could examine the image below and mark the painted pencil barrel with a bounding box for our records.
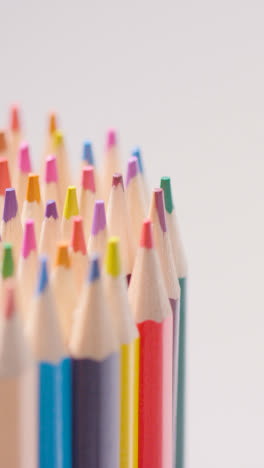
[137,314,173,468]
[39,358,72,468]
[176,278,187,468]
[72,353,120,468]
[120,338,139,468]
[170,298,180,468]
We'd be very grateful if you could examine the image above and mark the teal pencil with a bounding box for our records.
[160,177,187,468]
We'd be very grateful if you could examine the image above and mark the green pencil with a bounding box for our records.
[160,176,187,468]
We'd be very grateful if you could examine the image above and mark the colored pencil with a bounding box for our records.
[61,186,79,241]
[26,256,72,468]
[15,141,32,211]
[52,130,71,202]
[88,199,108,258]
[131,146,149,204]
[0,157,11,217]
[105,237,139,468]
[126,156,147,245]
[0,129,8,159]
[0,243,15,305]
[0,188,22,264]
[42,112,57,161]
[39,200,60,263]
[21,173,44,240]
[79,165,96,239]
[51,242,77,345]
[160,176,187,468]
[80,141,99,192]
[149,187,181,466]
[9,105,23,179]
[107,173,136,282]
[17,219,38,321]
[0,286,36,468]
[70,216,88,291]
[70,254,120,468]
[128,219,173,468]
[100,129,122,204]
[43,155,62,215]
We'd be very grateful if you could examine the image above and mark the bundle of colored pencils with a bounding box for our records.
[0,105,187,468]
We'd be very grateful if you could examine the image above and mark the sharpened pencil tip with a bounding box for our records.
[126,156,139,187]
[45,200,58,219]
[37,256,49,295]
[45,155,58,183]
[26,173,41,203]
[160,176,174,214]
[140,219,154,249]
[21,219,37,258]
[131,146,143,174]
[4,287,15,319]
[105,237,121,277]
[10,105,20,132]
[82,141,94,165]
[89,254,100,282]
[55,242,71,268]
[112,173,124,190]
[2,243,14,279]
[18,142,31,173]
[81,165,96,193]
[63,186,79,220]
[49,112,57,135]
[71,216,86,254]
[53,129,63,148]
[106,129,117,150]
[3,188,18,222]
[0,158,11,195]
[91,200,106,236]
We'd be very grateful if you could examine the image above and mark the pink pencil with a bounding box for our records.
[79,165,96,240]
[15,142,32,212]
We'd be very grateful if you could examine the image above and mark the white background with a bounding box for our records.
[1,1,264,467]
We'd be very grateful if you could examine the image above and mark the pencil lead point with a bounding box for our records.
[112,173,124,190]
[126,156,139,187]
[10,105,20,132]
[45,155,58,183]
[106,128,117,150]
[55,242,71,268]
[63,186,79,220]
[71,216,86,254]
[3,188,18,222]
[0,158,11,195]
[105,237,121,276]
[18,142,31,173]
[21,219,37,258]
[82,141,94,165]
[45,200,58,219]
[49,112,57,135]
[160,176,174,214]
[26,173,41,203]
[0,130,7,152]
[89,254,100,282]
[153,188,167,233]
[2,243,14,279]
[37,256,49,294]
[140,219,154,249]
[91,200,106,236]
[53,129,63,148]
[81,165,96,192]
[131,146,143,173]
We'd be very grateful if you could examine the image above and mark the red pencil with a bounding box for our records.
[128,219,173,468]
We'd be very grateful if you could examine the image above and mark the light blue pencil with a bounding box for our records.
[27,255,72,468]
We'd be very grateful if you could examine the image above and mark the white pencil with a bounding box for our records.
[107,173,135,280]
[125,156,147,245]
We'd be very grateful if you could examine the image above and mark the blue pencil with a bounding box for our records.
[26,255,72,468]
